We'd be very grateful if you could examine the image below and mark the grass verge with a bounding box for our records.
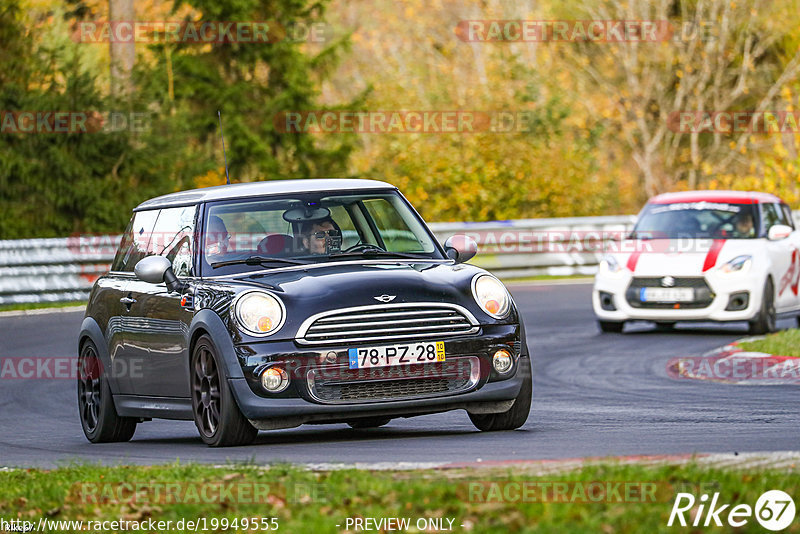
[0,301,86,313]
[738,329,800,357]
[0,462,797,533]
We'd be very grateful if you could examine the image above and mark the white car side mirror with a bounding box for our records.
[768,224,793,241]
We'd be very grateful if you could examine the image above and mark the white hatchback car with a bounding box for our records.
[593,191,800,333]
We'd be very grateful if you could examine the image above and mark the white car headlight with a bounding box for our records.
[472,274,511,319]
[233,291,286,336]
[599,255,624,275]
[719,255,752,275]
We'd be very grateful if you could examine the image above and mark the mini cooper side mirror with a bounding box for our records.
[768,224,793,241]
[444,235,478,264]
[134,256,186,292]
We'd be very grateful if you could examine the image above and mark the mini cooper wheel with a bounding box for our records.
[749,279,777,335]
[468,366,532,432]
[77,340,137,443]
[347,417,391,429]
[598,320,624,333]
[191,335,258,447]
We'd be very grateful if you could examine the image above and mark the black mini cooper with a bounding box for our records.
[78,179,532,446]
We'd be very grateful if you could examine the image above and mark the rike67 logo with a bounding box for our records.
[668,490,796,531]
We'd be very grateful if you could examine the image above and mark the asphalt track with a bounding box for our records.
[1,282,798,468]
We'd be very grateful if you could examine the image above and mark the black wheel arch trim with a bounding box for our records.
[78,317,119,393]
[189,309,244,379]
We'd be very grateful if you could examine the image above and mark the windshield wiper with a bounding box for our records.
[629,231,654,240]
[328,247,427,260]
[211,255,310,269]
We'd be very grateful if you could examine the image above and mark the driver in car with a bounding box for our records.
[299,217,342,254]
[205,215,231,258]
[735,212,755,238]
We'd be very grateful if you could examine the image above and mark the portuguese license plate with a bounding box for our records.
[640,287,694,302]
[348,341,446,369]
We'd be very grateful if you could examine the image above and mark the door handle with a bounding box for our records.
[120,297,137,305]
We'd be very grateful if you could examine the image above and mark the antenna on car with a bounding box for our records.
[217,110,230,185]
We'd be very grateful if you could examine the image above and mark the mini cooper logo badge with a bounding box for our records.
[661,276,676,288]
[374,295,396,303]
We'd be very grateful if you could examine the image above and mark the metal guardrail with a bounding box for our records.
[428,215,636,279]
[0,236,120,305]
[2,212,798,305]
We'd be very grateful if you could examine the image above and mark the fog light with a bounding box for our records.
[260,367,289,393]
[492,350,513,373]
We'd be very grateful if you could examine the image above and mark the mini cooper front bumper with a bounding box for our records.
[227,323,530,429]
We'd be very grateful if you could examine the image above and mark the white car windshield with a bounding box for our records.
[631,202,759,240]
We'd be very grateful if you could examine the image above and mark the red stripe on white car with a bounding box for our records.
[626,251,641,272]
[702,239,725,272]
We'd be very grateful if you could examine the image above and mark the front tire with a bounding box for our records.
[77,340,137,443]
[598,320,624,333]
[469,364,532,431]
[191,335,258,447]
[749,279,777,335]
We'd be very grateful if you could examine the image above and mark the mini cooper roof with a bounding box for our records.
[649,190,784,205]
[134,179,397,211]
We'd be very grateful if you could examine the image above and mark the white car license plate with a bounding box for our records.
[640,287,694,302]
[348,341,445,369]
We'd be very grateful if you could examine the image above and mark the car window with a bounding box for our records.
[782,204,796,229]
[149,205,198,277]
[111,210,159,272]
[362,197,432,252]
[327,205,361,249]
[632,202,758,239]
[201,192,441,275]
[761,203,784,232]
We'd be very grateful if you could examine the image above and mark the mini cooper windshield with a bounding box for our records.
[631,201,760,240]
[202,191,443,275]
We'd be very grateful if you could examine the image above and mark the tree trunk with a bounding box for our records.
[109,0,134,99]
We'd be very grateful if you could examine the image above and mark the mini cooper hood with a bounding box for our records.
[232,261,486,310]
[610,238,756,276]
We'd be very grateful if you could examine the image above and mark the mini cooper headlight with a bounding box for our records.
[233,291,285,336]
[719,255,752,274]
[472,274,511,319]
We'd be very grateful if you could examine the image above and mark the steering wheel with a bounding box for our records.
[343,242,385,253]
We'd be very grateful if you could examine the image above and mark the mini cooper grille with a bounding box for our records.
[626,277,714,309]
[322,378,456,402]
[296,304,479,345]
[307,357,479,403]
